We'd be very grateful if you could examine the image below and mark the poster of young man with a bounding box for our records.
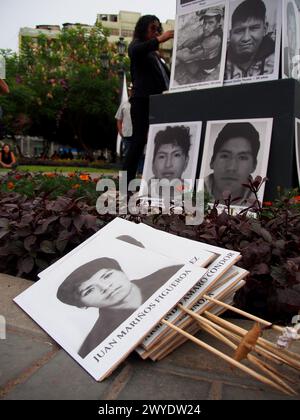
[140,121,202,201]
[282,0,300,79]
[224,0,282,85]
[199,118,273,209]
[170,1,229,91]
[15,236,205,381]
[296,118,300,185]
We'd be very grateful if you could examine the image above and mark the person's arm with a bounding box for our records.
[0,152,9,168]
[129,31,174,59]
[116,119,123,137]
[10,152,16,165]
[177,34,221,63]
[0,79,9,94]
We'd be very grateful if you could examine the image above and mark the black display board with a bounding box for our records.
[149,79,300,200]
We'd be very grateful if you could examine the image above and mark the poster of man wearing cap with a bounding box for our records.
[170,1,229,91]
[224,0,282,85]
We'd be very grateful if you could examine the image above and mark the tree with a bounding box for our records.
[0,23,129,155]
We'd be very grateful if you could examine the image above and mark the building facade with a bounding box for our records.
[19,11,174,62]
[97,11,174,62]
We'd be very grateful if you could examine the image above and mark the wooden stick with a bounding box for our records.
[204,312,300,370]
[203,295,284,332]
[196,317,296,395]
[196,314,284,366]
[162,319,291,395]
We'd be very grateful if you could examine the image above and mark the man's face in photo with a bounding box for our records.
[203,16,219,38]
[230,17,267,59]
[210,137,256,197]
[152,143,188,181]
[78,269,132,309]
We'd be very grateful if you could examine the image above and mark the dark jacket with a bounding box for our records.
[129,38,170,98]
[225,35,275,80]
[78,264,183,358]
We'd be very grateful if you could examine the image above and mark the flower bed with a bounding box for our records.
[0,171,299,321]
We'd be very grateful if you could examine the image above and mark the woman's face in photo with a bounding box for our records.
[78,269,132,309]
[3,145,10,153]
[152,143,188,180]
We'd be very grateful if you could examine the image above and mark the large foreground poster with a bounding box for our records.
[170,1,229,91]
[199,118,273,207]
[15,225,205,380]
[224,0,282,85]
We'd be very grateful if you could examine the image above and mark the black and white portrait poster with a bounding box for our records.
[199,118,273,207]
[296,118,300,185]
[140,121,202,199]
[224,0,282,85]
[170,1,229,91]
[15,234,205,380]
[282,0,300,78]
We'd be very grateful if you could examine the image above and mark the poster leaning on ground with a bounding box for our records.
[14,222,206,381]
[170,0,229,91]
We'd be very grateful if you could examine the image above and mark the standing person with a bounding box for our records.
[0,143,17,169]
[115,86,133,159]
[225,0,275,80]
[123,15,174,187]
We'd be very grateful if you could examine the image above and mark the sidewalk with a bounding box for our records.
[0,273,299,400]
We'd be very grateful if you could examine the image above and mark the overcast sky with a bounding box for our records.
[0,0,177,52]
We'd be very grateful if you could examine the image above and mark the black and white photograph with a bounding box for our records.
[224,0,282,85]
[199,118,273,207]
[296,118,300,185]
[140,121,202,200]
[176,0,225,16]
[15,229,205,380]
[282,0,300,78]
[170,1,229,91]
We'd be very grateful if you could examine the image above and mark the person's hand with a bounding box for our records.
[157,30,174,44]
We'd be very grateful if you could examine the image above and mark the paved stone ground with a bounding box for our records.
[0,273,299,400]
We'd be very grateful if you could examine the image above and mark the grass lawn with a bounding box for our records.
[0,165,118,174]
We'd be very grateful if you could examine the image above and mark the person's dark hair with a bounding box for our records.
[133,15,162,41]
[211,122,260,164]
[232,0,266,27]
[153,126,191,162]
[57,258,122,308]
[1,143,11,152]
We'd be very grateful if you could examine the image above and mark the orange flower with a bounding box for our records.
[263,201,273,207]
[72,184,81,189]
[292,195,300,204]
[79,174,90,181]
[7,182,15,190]
[68,172,75,178]
[44,172,56,178]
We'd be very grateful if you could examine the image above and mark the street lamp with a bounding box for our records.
[116,36,126,56]
[100,52,109,70]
